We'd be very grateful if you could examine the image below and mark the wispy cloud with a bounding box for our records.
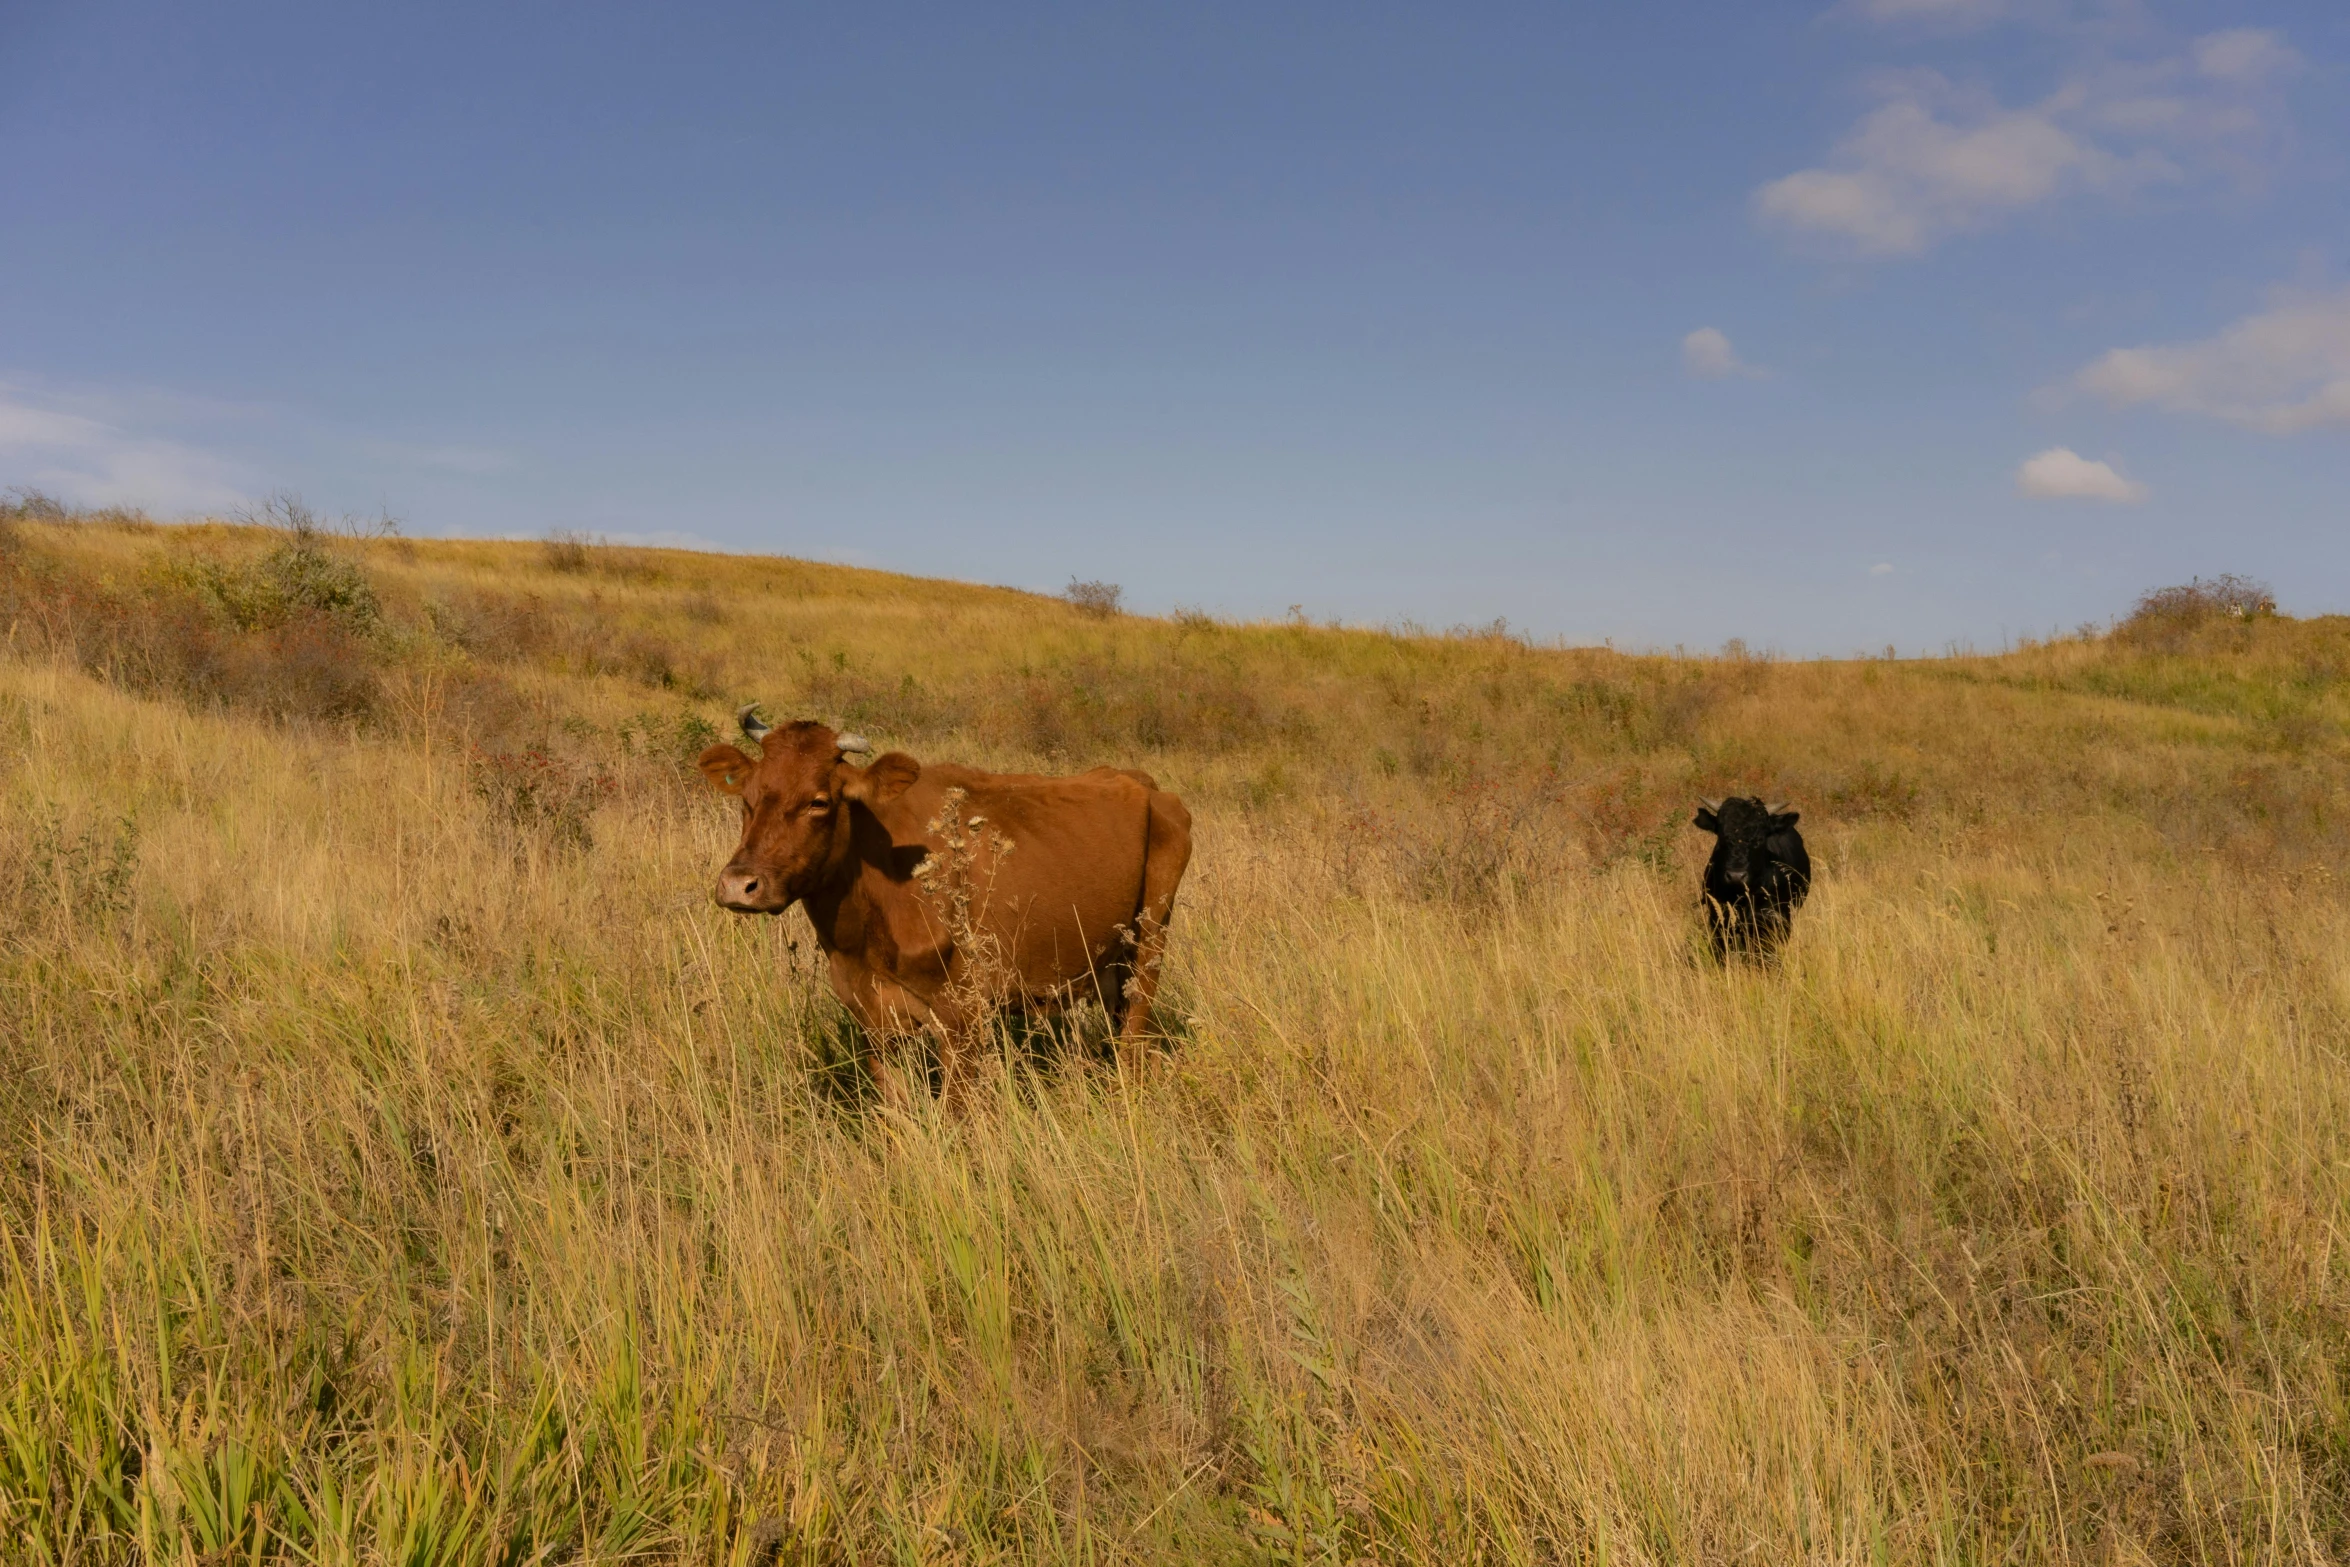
[2015,446,2147,502]
[1681,327,1767,380]
[1758,29,2301,258]
[0,386,250,515]
[2191,28,2299,86]
[1833,0,2031,29]
[360,439,518,476]
[2066,284,2350,435]
[1829,0,2164,33]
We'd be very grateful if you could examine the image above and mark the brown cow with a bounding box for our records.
[698,708,1193,1105]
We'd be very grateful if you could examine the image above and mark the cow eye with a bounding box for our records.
[807,796,832,813]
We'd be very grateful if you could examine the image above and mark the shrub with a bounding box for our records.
[1,487,72,524]
[183,542,381,633]
[2118,575,2276,649]
[544,530,593,573]
[1065,578,1123,618]
[6,807,140,932]
[90,596,383,724]
[427,592,556,661]
[614,633,719,697]
[1006,654,1279,757]
[187,495,383,632]
[0,501,389,725]
[614,710,721,772]
[468,746,615,851]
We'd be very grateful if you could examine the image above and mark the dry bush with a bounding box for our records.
[0,488,154,534]
[1010,653,1288,759]
[2,805,139,936]
[1823,757,1923,820]
[0,486,73,524]
[1064,577,1123,617]
[467,745,616,851]
[0,526,388,725]
[611,631,721,697]
[2117,574,2277,650]
[171,533,382,633]
[543,528,594,572]
[800,660,943,735]
[612,708,721,772]
[425,589,557,661]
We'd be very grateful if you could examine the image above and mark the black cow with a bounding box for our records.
[1693,797,1810,960]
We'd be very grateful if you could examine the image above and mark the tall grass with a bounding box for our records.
[3,514,2348,1562]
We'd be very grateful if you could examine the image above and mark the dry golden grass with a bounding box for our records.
[4,515,2350,1563]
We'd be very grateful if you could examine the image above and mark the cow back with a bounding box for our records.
[864,763,1163,993]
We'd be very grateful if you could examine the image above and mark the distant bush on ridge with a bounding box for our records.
[2118,574,2276,650]
[1064,578,1122,618]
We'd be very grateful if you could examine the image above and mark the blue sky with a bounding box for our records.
[2,0,2343,653]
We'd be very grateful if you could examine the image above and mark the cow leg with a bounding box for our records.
[1092,959,1134,1058]
[837,959,939,1108]
[1113,791,1194,1069]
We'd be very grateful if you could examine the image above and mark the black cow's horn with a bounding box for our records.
[1700,797,1723,814]
[737,704,773,742]
[836,732,873,755]
[1766,800,1789,815]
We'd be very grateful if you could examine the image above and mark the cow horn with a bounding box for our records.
[836,732,873,755]
[1700,797,1723,814]
[737,704,772,742]
[1766,800,1790,815]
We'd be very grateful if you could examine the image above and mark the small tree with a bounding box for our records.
[2129,574,2274,624]
[243,491,323,543]
[1064,578,1123,618]
[2117,574,2276,649]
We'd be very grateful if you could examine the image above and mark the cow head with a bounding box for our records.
[699,707,921,913]
[1693,796,1799,891]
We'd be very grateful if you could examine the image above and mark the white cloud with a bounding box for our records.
[2015,446,2147,502]
[0,390,249,515]
[2193,29,2299,85]
[1681,327,1765,380]
[1758,31,2297,258]
[0,403,113,448]
[2068,284,2350,435]
[1832,0,2153,29]
[1869,562,1897,576]
[1835,0,2022,26]
[1756,79,2145,256]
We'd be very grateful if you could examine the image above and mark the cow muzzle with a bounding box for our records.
[715,866,789,914]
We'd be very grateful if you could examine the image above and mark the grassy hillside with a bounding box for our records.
[5,508,2349,1564]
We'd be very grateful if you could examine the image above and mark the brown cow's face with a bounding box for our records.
[698,721,919,913]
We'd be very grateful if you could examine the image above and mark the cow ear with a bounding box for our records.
[841,751,921,807]
[1693,804,1722,834]
[1770,810,1801,831]
[698,744,754,796]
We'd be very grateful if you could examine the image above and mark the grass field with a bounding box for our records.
[4,506,2349,1563]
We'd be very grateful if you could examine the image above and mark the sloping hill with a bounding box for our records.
[5,510,2348,1562]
